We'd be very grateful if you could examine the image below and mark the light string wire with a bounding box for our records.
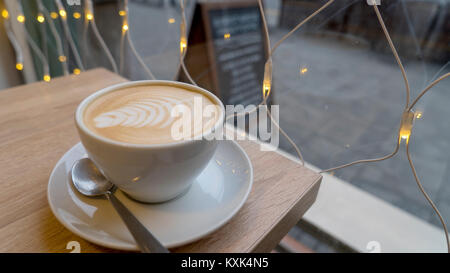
[84,0,118,74]
[25,27,51,80]
[16,1,50,81]
[24,25,50,81]
[177,0,333,151]
[408,73,450,111]
[38,3,48,72]
[37,0,69,75]
[158,0,174,56]
[373,3,410,110]
[2,9,24,72]
[319,3,450,252]
[399,0,428,90]
[223,0,336,166]
[320,3,412,173]
[406,72,450,253]
[175,0,305,162]
[178,0,197,85]
[258,0,326,166]
[55,0,85,71]
[119,0,156,80]
[82,1,89,68]
[119,1,125,75]
[429,61,449,83]
[269,0,335,55]
[406,137,450,252]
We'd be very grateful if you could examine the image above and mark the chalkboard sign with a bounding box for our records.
[179,0,273,107]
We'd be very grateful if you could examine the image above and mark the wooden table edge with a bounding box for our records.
[248,176,322,252]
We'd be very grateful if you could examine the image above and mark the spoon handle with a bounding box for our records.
[106,192,170,253]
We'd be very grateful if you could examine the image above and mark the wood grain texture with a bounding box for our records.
[0,69,321,253]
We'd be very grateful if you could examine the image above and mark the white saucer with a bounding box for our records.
[47,141,253,251]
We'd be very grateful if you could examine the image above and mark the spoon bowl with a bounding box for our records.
[70,157,169,253]
[71,158,113,196]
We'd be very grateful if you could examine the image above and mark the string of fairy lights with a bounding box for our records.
[317,3,450,252]
[1,0,181,83]
[261,0,450,252]
[2,9,23,72]
[0,0,121,81]
[2,0,81,79]
[37,0,69,75]
[55,0,84,72]
[119,0,155,79]
[1,0,449,252]
[178,0,196,85]
[4,1,52,82]
[176,0,450,251]
[84,0,118,74]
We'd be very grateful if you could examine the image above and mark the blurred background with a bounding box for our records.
[0,0,449,252]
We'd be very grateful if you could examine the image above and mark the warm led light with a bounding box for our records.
[17,15,25,23]
[300,67,308,74]
[224,33,231,39]
[43,75,51,82]
[59,10,66,18]
[50,12,58,19]
[400,134,409,140]
[263,83,271,99]
[37,14,45,23]
[263,58,273,99]
[73,68,81,75]
[168,18,175,24]
[1,9,9,19]
[73,12,81,19]
[119,10,126,16]
[58,55,66,62]
[180,39,187,54]
[122,24,128,32]
[399,111,415,143]
[16,63,23,71]
[132,176,140,182]
[415,111,422,119]
[180,22,187,54]
[86,13,93,20]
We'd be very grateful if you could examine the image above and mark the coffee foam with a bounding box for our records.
[83,85,220,144]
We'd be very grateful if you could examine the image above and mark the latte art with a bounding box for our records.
[83,85,220,144]
[93,97,192,129]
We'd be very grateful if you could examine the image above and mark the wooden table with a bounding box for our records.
[0,69,321,253]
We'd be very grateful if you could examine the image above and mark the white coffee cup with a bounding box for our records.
[75,80,225,203]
